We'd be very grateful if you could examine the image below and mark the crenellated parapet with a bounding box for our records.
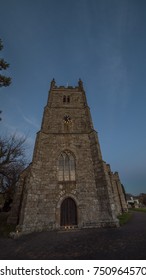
[49,78,84,91]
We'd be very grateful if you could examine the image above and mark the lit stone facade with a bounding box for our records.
[8,79,127,233]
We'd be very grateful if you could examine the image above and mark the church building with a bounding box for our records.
[8,79,127,233]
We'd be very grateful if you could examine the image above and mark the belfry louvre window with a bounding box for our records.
[63,95,66,103]
[67,96,70,103]
[58,151,75,181]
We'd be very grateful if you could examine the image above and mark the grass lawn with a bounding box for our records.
[118,211,133,226]
[129,208,146,213]
[0,212,16,237]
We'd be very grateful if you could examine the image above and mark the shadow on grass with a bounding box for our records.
[0,212,16,238]
[118,211,133,226]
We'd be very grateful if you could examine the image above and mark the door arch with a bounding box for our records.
[60,197,77,226]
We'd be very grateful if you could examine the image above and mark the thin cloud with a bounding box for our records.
[23,114,40,129]
[16,105,40,129]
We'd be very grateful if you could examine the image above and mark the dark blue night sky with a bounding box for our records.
[1,0,146,195]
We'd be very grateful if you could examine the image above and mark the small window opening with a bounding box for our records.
[67,96,70,103]
[63,96,66,103]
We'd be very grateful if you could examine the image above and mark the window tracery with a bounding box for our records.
[58,151,75,181]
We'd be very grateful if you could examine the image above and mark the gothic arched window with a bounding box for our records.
[58,151,75,181]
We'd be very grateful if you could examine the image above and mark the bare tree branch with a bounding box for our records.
[0,134,28,194]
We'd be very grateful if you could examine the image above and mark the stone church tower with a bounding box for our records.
[8,79,127,233]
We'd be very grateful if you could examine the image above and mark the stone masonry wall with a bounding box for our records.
[8,80,127,233]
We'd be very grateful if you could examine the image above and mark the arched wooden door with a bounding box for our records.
[60,198,77,226]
